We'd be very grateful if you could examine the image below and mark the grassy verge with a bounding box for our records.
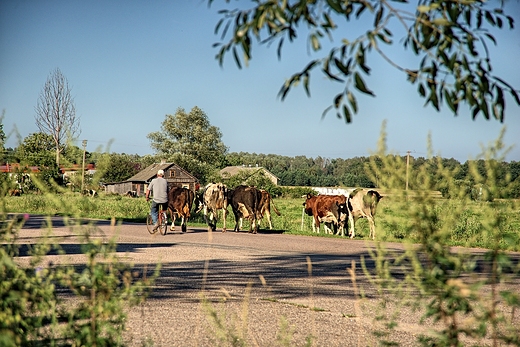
[5,192,520,251]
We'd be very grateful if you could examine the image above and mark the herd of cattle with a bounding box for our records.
[165,183,383,239]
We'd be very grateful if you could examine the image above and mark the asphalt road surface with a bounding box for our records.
[14,215,519,347]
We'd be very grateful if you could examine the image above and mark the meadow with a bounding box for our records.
[5,191,520,251]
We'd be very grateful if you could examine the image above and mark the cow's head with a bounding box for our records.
[303,194,317,216]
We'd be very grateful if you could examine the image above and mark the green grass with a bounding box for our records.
[4,192,520,251]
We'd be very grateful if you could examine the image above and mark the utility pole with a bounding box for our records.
[81,140,87,193]
[406,150,410,191]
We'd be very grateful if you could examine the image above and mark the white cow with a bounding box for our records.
[198,183,229,232]
[347,188,383,239]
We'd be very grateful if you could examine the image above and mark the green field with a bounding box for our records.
[5,192,520,251]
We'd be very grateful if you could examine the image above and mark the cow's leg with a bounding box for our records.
[349,215,355,238]
[203,206,211,231]
[314,217,320,233]
[169,209,176,231]
[222,207,227,232]
[368,217,376,239]
[265,210,273,230]
[210,212,217,231]
[323,223,330,234]
[234,213,241,233]
[180,215,186,232]
[206,208,217,232]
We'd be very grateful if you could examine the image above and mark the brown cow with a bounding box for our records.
[9,188,22,196]
[303,194,348,235]
[200,183,229,232]
[257,189,281,230]
[229,185,262,234]
[347,188,383,239]
[167,186,195,233]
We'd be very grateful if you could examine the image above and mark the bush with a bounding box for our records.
[0,194,159,345]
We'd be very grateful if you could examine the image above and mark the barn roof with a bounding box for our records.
[124,162,196,183]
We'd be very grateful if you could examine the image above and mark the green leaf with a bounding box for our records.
[480,99,490,119]
[334,93,343,108]
[326,0,342,13]
[311,34,321,51]
[334,58,349,75]
[484,33,497,45]
[355,4,367,18]
[485,11,496,26]
[354,73,375,96]
[419,83,426,97]
[232,47,242,69]
[342,104,352,123]
[432,18,451,26]
[417,5,430,13]
[374,7,384,27]
[303,74,311,97]
[347,91,358,113]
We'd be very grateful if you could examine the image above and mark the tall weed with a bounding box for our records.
[1,175,159,346]
[363,124,520,346]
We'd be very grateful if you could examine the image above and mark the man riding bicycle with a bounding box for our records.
[146,169,169,230]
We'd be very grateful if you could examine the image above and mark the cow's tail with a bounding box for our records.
[271,200,281,216]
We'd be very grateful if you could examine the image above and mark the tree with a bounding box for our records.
[0,111,5,160]
[14,132,62,190]
[15,133,56,167]
[209,0,519,122]
[147,106,228,182]
[96,153,147,183]
[35,68,80,166]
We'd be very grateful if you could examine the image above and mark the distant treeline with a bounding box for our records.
[224,152,520,198]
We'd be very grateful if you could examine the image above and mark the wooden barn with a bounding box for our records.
[104,162,198,197]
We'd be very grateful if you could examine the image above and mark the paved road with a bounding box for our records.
[14,215,518,347]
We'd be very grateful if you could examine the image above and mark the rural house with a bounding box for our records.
[219,165,279,186]
[104,162,198,197]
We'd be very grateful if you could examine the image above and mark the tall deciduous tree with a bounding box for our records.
[147,106,228,181]
[0,111,6,163]
[209,0,519,122]
[35,68,80,166]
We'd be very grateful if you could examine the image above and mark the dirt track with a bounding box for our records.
[14,215,519,347]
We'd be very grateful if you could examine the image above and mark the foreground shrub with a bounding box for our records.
[0,176,159,346]
[363,125,520,346]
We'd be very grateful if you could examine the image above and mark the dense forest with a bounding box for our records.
[225,152,520,198]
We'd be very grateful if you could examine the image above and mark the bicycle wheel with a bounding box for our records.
[159,211,168,235]
[146,214,157,234]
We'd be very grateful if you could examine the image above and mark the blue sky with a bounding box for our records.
[1,0,519,163]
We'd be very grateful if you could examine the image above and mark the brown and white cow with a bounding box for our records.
[199,183,229,232]
[347,188,383,239]
[257,189,281,230]
[303,194,348,235]
[167,186,195,233]
[229,185,262,234]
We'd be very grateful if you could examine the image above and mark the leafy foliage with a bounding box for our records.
[362,123,520,346]
[208,0,519,122]
[95,152,149,183]
[0,195,158,346]
[147,106,228,182]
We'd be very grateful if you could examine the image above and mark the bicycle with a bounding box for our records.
[147,203,168,235]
